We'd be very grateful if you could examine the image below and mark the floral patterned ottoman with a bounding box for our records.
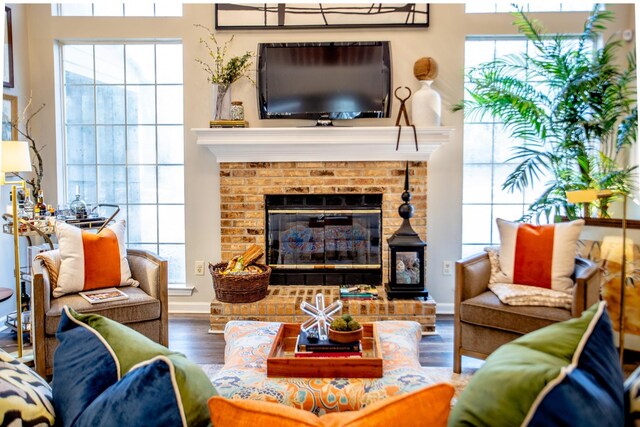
[211,320,431,414]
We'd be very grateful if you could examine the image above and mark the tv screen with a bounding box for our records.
[257,41,391,125]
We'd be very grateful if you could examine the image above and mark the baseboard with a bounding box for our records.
[168,301,210,314]
[168,285,195,297]
[436,303,454,315]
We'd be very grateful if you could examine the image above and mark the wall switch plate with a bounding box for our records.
[442,260,453,276]
[195,260,205,276]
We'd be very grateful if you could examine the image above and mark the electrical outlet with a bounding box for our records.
[442,261,453,276]
[195,260,205,276]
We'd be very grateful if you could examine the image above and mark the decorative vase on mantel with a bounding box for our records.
[211,83,232,121]
[412,80,442,127]
[411,56,442,127]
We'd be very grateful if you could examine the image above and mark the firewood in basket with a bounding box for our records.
[241,244,264,265]
[222,255,243,275]
[244,265,262,274]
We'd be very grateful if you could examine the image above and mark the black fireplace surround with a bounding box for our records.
[265,194,383,285]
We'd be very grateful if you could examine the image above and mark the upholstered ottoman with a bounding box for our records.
[211,320,431,414]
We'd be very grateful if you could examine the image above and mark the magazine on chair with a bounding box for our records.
[79,288,129,304]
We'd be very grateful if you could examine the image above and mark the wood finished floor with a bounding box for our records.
[0,315,471,368]
[167,313,484,369]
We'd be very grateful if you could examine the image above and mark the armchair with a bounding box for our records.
[453,252,600,373]
[32,249,168,377]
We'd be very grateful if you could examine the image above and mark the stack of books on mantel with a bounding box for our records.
[339,285,379,300]
[209,120,248,128]
[294,330,362,358]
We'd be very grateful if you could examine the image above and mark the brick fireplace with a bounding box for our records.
[219,160,427,282]
[196,126,453,333]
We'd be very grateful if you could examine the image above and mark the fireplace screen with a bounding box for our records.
[267,210,382,269]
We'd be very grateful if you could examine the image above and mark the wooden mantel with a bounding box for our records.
[193,126,454,163]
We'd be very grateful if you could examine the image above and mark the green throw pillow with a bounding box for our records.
[449,302,624,427]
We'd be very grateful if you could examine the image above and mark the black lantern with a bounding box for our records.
[385,162,429,300]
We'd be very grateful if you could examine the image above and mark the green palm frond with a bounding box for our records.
[454,5,637,221]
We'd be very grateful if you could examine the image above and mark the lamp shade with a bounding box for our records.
[566,189,615,203]
[1,140,32,173]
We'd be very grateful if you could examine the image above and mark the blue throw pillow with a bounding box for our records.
[449,302,624,427]
[52,306,216,427]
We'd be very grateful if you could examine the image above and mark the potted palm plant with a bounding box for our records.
[454,5,637,221]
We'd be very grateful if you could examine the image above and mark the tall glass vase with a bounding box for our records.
[211,83,231,121]
[411,80,441,127]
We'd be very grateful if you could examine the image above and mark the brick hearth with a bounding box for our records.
[210,285,436,334]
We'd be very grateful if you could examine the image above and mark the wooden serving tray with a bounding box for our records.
[267,323,383,378]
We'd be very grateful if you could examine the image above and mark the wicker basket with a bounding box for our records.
[208,262,271,303]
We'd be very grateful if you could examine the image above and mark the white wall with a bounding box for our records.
[9,3,637,314]
[1,4,32,318]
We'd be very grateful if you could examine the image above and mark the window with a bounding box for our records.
[52,3,182,17]
[461,38,550,257]
[61,42,185,284]
[462,34,594,257]
[465,3,596,13]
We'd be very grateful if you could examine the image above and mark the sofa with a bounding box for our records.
[2,302,638,427]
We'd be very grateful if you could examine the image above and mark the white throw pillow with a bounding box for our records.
[494,218,584,292]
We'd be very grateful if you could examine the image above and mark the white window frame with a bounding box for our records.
[57,40,186,285]
[52,3,183,17]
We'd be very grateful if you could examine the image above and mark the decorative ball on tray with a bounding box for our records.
[328,314,363,343]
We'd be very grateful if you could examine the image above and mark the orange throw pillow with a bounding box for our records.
[208,383,454,427]
[494,218,584,291]
[53,219,138,297]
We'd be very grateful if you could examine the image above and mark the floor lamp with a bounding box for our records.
[0,140,33,361]
[566,189,628,365]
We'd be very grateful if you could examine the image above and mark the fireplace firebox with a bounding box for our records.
[265,194,383,285]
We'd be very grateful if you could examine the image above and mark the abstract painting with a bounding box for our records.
[215,3,429,30]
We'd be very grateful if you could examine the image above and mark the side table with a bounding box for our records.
[0,288,13,303]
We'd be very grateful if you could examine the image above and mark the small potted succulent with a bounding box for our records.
[328,314,363,343]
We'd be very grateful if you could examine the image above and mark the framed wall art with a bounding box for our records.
[215,3,429,30]
[4,6,14,88]
[2,94,17,140]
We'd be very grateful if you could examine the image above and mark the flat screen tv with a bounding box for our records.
[257,41,391,126]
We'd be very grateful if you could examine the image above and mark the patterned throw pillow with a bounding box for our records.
[52,306,216,427]
[52,219,138,297]
[494,218,584,291]
[449,302,624,427]
[209,383,454,427]
[0,349,55,426]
